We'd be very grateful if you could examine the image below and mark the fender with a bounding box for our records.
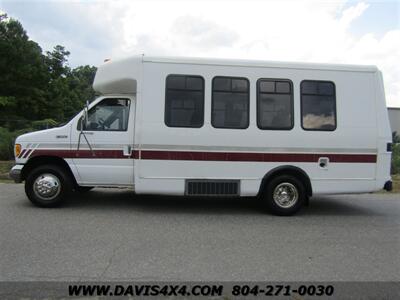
[258,165,312,197]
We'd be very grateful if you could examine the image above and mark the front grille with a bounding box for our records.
[185,180,240,196]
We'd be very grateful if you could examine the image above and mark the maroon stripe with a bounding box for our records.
[22,149,32,159]
[18,149,26,158]
[132,150,140,159]
[31,149,126,159]
[28,149,377,163]
[139,150,376,163]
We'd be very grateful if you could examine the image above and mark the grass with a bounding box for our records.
[0,160,399,192]
[0,160,14,183]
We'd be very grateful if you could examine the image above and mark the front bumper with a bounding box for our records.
[9,165,24,183]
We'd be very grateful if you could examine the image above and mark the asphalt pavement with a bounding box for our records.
[0,183,399,281]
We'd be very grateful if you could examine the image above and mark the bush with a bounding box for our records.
[392,143,400,175]
[0,127,17,160]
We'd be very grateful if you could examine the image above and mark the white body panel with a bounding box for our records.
[69,96,136,186]
[14,56,392,196]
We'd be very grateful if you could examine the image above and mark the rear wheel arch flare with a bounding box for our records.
[259,165,312,197]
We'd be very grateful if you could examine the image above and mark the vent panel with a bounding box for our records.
[186,180,239,196]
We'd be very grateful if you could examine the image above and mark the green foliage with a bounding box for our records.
[46,45,70,79]
[0,127,18,160]
[0,96,15,107]
[392,144,400,175]
[392,132,400,175]
[0,15,96,127]
[0,14,97,159]
[393,132,400,144]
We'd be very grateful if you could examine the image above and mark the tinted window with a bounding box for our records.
[165,75,204,128]
[276,81,291,93]
[213,77,231,91]
[257,79,293,130]
[301,80,336,131]
[80,98,130,131]
[232,79,248,92]
[212,77,249,129]
[259,81,275,93]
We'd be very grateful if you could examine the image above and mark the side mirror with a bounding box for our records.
[77,100,94,154]
[79,101,90,131]
[80,116,84,131]
[85,101,90,128]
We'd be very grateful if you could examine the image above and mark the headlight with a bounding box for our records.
[15,144,21,158]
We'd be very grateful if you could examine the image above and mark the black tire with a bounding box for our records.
[25,165,72,207]
[75,186,94,193]
[262,175,305,216]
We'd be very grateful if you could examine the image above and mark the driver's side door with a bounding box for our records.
[71,97,135,186]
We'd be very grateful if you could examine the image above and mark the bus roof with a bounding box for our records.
[142,55,378,73]
[94,55,378,94]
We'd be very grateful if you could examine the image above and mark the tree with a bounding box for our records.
[46,45,70,79]
[43,45,72,121]
[44,47,97,121]
[0,14,97,158]
[0,15,49,124]
[64,65,97,119]
[0,13,7,22]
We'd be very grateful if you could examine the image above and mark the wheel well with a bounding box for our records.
[21,156,77,186]
[258,166,312,197]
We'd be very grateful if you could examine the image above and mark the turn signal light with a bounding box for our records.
[15,144,21,158]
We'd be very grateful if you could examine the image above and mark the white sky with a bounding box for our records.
[1,0,399,107]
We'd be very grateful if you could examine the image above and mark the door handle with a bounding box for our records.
[82,131,94,135]
[123,145,131,156]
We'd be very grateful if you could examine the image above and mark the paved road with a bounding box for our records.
[0,183,399,281]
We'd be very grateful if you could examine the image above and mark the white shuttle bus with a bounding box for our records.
[10,56,393,215]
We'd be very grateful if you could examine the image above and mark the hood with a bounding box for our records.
[16,125,70,144]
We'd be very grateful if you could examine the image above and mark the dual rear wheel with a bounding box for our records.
[262,175,306,216]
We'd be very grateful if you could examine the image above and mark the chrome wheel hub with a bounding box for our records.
[273,182,298,208]
[33,173,61,201]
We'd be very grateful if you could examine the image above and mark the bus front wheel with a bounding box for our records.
[25,165,72,207]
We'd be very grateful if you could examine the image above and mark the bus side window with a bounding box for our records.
[257,79,294,130]
[165,75,204,128]
[301,81,336,131]
[212,76,249,129]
